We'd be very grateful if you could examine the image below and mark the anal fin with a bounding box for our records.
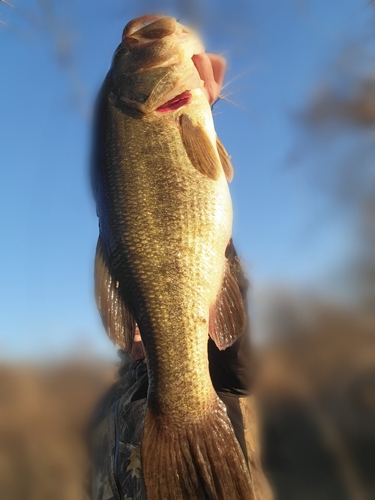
[209,258,247,350]
[95,238,135,353]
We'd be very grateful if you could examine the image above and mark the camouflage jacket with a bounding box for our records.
[89,352,273,500]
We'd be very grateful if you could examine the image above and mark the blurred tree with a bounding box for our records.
[1,0,88,116]
[295,36,375,313]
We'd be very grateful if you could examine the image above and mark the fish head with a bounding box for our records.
[109,15,216,117]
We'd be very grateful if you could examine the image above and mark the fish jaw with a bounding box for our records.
[122,15,204,64]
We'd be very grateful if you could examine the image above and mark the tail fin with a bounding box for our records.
[141,397,255,500]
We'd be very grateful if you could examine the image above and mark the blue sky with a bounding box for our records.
[0,0,371,359]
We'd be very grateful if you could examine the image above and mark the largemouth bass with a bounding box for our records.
[92,15,255,500]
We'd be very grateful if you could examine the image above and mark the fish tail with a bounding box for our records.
[141,397,256,500]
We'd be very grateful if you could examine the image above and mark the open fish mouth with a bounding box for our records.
[122,15,203,62]
[122,15,194,42]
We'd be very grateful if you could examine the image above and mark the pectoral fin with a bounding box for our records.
[179,114,221,180]
[209,259,247,350]
[95,238,135,352]
[216,135,234,181]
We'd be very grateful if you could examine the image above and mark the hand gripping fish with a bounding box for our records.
[92,15,255,500]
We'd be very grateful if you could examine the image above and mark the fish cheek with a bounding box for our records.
[145,71,182,111]
[112,67,176,115]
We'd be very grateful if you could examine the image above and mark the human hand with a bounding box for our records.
[192,53,226,105]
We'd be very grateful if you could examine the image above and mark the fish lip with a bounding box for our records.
[155,90,192,112]
[122,15,194,42]
[122,15,166,39]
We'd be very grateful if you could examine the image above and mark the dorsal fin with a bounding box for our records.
[95,238,135,352]
[179,113,221,180]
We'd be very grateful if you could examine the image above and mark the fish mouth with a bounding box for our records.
[122,15,194,44]
[156,90,192,112]
[122,15,165,39]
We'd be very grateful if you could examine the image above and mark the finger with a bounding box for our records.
[192,53,225,105]
[206,53,226,92]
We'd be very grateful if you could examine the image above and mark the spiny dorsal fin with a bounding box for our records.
[209,258,247,350]
[216,135,234,181]
[95,238,135,353]
[179,113,221,180]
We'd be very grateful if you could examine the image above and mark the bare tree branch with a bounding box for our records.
[0,0,14,8]
[2,0,89,118]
